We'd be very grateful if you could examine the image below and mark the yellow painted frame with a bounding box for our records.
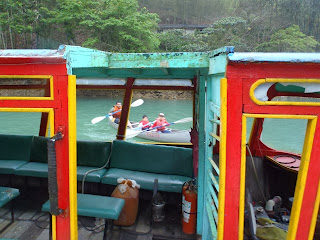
[240,113,318,240]
[250,78,320,106]
[68,75,78,240]
[217,78,227,239]
[309,180,320,240]
[0,75,54,100]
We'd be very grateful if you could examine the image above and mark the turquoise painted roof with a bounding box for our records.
[0,45,210,79]
[62,45,209,79]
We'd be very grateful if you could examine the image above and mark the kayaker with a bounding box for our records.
[139,115,151,130]
[109,101,122,123]
[151,113,171,133]
[109,101,132,128]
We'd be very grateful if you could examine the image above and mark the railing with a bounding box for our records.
[205,101,220,239]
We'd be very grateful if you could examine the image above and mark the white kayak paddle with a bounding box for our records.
[125,117,193,139]
[91,99,144,124]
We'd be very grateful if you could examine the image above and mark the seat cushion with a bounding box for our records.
[102,168,192,193]
[15,162,48,178]
[42,194,125,220]
[110,140,193,177]
[0,187,20,208]
[77,166,107,183]
[0,160,29,174]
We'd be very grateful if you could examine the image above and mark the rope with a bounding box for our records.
[246,144,267,203]
[81,141,113,194]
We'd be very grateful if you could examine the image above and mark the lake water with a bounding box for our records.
[0,97,307,153]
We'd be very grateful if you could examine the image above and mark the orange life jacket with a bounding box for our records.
[113,105,122,119]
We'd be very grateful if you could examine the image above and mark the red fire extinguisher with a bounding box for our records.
[182,181,197,234]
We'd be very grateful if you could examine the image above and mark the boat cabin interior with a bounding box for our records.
[0,46,320,240]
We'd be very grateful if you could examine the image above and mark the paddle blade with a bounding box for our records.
[131,99,144,107]
[91,116,106,124]
[174,117,193,124]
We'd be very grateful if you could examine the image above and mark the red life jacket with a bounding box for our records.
[139,120,150,130]
[113,106,122,119]
[152,118,168,132]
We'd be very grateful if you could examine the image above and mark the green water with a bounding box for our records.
[247,118,307,154]
[0,97,193,143]
[77,97,192,142]
[0,97,307,153]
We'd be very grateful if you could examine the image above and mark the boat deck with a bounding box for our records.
[0,186,197,240]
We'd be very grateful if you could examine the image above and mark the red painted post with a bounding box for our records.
[223,77,243,240]
[0,58,72,239]
[117,77,135,140]
[53,75,71,239]
[193,75,197,129]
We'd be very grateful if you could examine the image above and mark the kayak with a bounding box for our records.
[108,116,191,143]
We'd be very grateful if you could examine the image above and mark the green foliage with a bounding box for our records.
[139,0,232,24]
[256,25,319,52]
[158,29,209,52]
[79,0,160,52]
[0,0,160,52]
[204,17,250,51]
[0,0,40,48]
[1,0,320,53]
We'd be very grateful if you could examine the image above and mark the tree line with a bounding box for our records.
[0,0,319,52]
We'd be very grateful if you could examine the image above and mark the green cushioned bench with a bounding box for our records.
[0,186,20,232]
[42,194,124,240]
[101,140,193,193]
[0,134,194,194]
[0,187,20,208]
[0,134,33,174]
[76,141,111,183]
[15,136,49,177]
[14,137,111,182]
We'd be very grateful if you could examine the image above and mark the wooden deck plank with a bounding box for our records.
[18,210,39,221]
[78,227,94,240]
[32,211,50,221]
[0,187,197,240]
[1,220,33,239]
[19,221,49,240]
[88,230,104,239]
[35,229,49,240]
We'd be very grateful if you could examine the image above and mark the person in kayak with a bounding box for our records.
[109,101,132,128]
[151,113,171,133]
[138,115,152,130]
[109,101,122,123]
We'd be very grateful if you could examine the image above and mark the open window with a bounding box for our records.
[242,114,317,240]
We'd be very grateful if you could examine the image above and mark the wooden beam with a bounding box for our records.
[117,78,135,140]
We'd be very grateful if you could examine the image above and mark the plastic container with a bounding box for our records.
[111,178,140,226]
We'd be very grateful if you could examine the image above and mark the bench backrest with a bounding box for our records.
[30,136,49,163]
[77,141,112,167]
[110,140,193,177]
[0,135,112,168]
[0,134,33,161]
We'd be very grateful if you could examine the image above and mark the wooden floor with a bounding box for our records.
[0,186,197,240]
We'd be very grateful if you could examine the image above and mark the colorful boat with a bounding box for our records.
[1,46,320,240]
[108,116,191,143]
